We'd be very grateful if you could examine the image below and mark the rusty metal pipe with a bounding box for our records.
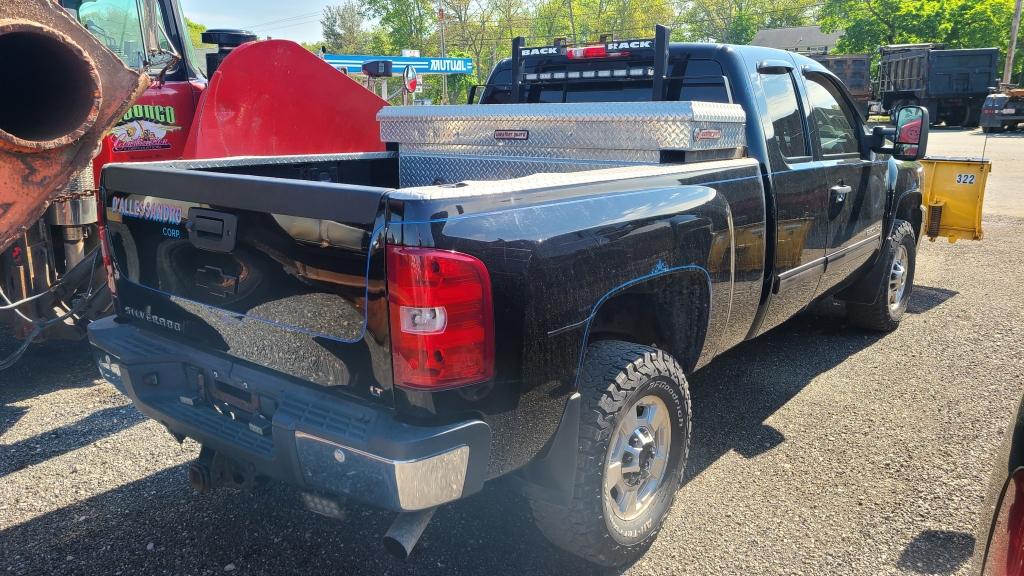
[0,0,149,252]
[0,20,101,152]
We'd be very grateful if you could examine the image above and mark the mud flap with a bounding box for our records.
[509,392,581,506]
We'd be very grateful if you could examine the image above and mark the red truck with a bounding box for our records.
[1,0,385,367]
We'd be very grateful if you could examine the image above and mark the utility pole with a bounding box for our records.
[438,6,448,104]
[566,0,578,44]
[1006,0,1023,87]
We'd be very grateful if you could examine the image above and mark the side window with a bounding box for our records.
[760,73,808,160]
[805,76,860,156]
[76,0,146,68]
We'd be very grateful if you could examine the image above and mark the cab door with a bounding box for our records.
[754,67,830,335]
[802,72,886,293]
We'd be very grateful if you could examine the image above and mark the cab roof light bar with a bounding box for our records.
[511,24,671,104]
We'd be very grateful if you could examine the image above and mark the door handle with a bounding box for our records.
[830,185,852,202]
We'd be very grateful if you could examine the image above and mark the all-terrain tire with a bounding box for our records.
[530,341,691,567]
[848,219,916,332]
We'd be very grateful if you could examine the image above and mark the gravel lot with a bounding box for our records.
[2,129,1022,575]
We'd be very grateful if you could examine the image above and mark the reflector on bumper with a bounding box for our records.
[295,431,471,511]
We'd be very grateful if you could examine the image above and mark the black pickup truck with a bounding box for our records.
[88,27,929,566]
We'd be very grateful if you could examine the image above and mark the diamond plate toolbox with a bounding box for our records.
[378,101,746,186]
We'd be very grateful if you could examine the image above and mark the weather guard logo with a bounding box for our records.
[693,128,722,141]
[494,129,529,141]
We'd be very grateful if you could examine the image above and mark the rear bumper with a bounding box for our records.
[87,316,491,511]
[980,113,1024,127]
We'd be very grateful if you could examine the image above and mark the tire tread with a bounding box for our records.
[848,219,916,332]
[530,340,691,567]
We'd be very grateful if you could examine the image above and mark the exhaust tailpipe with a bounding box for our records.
[0,0,149,252]
[382,508,437,560]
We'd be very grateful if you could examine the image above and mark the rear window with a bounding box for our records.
[481,58,731,104]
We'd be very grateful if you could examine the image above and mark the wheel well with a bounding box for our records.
[895,191,923,241]
[586,274,709,372]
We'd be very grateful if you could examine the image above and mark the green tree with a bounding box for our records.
[677,0,817,44]
[822,0,1019,52]
[185,17,213,48]
[360,0,437,51]
[821,0,1022,77]
[322,2,370,53]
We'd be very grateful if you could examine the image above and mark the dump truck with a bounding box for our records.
[87,27,934,566]
[810,53,871,114]
[876,44,999,127]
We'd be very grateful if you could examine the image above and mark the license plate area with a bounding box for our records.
[212,379,259,413]
[183,365,278,436]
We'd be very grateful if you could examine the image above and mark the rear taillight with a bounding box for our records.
[94,191,117,299]
[386,246,494,390]
[983,468,1024,576]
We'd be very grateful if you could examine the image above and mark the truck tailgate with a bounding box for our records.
[99,154,396,404]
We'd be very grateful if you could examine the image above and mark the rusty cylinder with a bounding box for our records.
[0,0,149,252]
[0,20,101,152]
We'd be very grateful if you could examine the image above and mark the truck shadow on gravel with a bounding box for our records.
[0,331,99,406]
[0,289,952,575]
[0,404,144,479]
[907,285,958,314]
[684,284,956,475]
[1,330,103,440]
[0,465,598,576]
[897,529,975,574]
[686,311,889,472]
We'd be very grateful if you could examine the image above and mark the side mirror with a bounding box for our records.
[892,105,928,161]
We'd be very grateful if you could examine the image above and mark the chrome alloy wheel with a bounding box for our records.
[603,395,673,522]
[888,244,909,312]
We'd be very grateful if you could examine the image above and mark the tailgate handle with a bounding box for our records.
[193,216,223,236]
[187,208,238,253]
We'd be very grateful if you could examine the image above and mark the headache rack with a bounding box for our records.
[382,24,747,187]
[513,24,672,103]
[469,25,696,105]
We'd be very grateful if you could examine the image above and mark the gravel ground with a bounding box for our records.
[2,129,1022,575]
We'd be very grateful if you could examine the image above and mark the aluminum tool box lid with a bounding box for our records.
[377,101,746,153]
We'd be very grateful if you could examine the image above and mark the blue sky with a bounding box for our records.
[181,1,328,43]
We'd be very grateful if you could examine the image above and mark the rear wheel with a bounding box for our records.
[530,341,691,567]
[848,219,916,331]
[964,106,981,128]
